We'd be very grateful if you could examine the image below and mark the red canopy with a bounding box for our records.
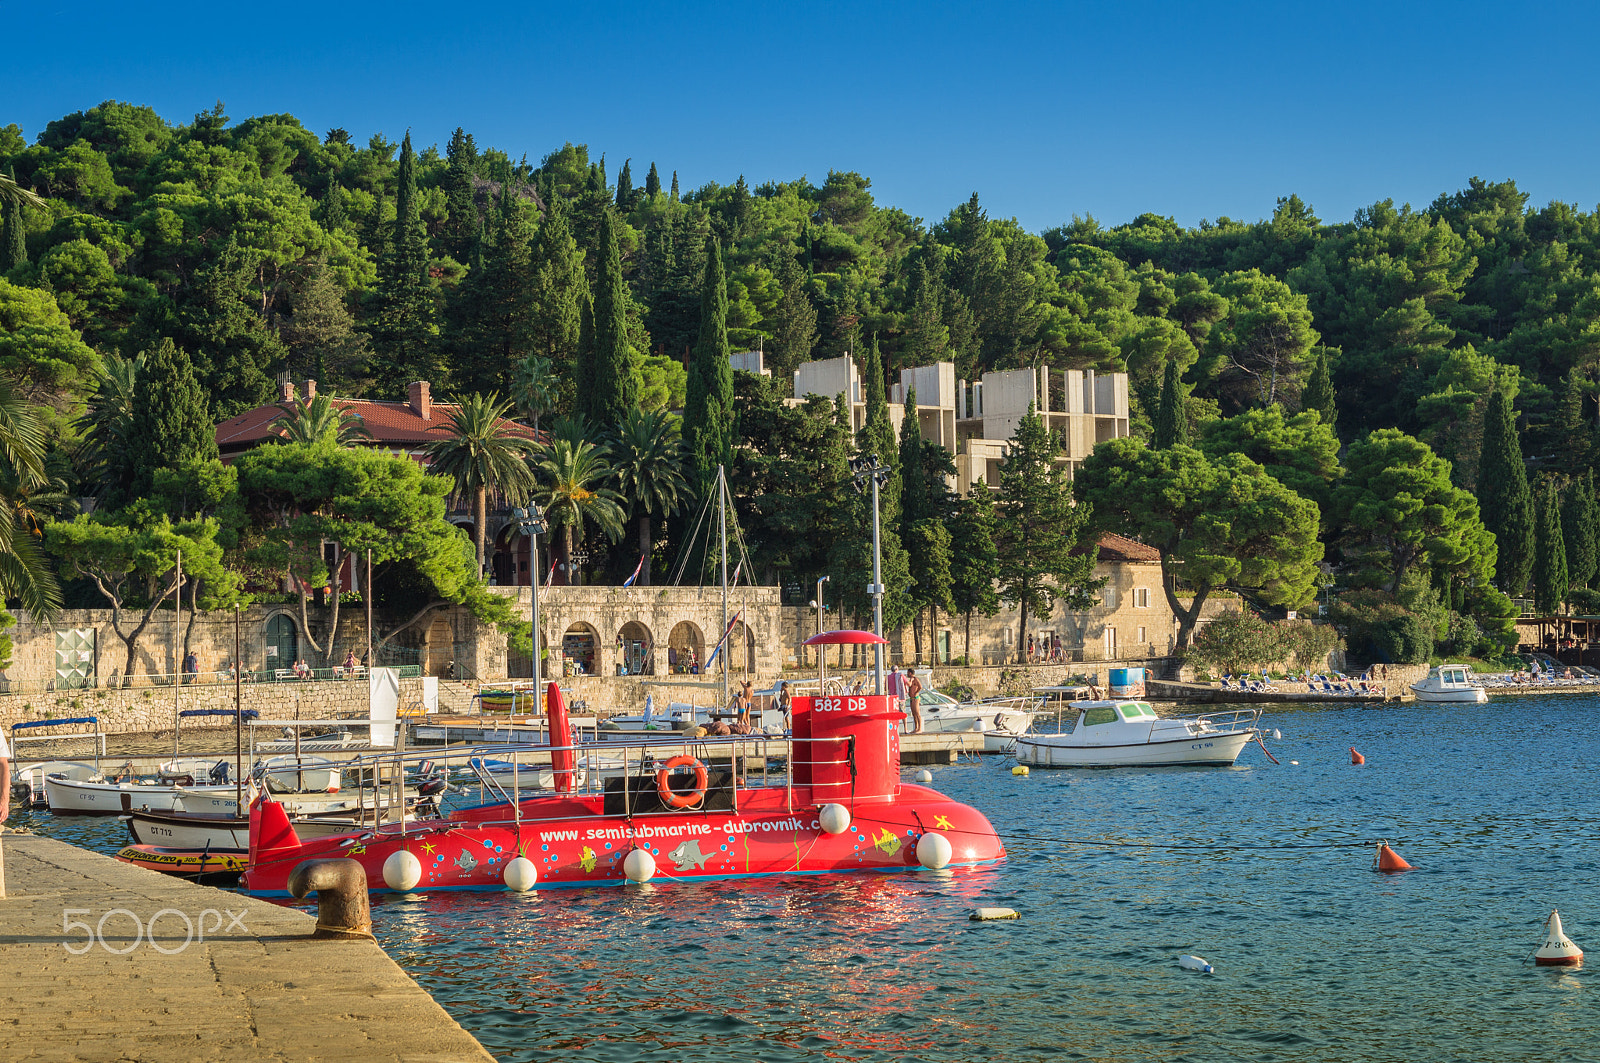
[803,629,889,646]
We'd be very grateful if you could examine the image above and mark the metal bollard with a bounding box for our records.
[287,858,372,940]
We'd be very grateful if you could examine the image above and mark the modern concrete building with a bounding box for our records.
[790,357,1130,495]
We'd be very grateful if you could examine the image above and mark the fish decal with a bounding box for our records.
[454,848,478,873]
[578,845,597,872]
[668,839,713,870]
[871,828,902,857]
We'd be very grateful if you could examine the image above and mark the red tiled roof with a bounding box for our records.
[1094,532,1161,563]
[216,397,540,452]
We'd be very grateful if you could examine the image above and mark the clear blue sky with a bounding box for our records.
[10,1,1600,233]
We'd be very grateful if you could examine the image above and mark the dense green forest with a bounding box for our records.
[3,100,1598,667]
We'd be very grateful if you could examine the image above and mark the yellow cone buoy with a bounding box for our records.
[1535,909,1583,966]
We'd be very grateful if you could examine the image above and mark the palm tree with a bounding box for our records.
[271,393,373,447]
[77,351,144,501]
[608,408,687,586]
[512,355,559,436]
[0,383,60,617]
[532,438,627,585]
[423,392,539,573]
[0,172,45,210]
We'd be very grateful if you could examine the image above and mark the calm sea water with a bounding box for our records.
[26,695,1600,1062]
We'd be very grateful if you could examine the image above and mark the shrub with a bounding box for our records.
[1186,611,1285,675]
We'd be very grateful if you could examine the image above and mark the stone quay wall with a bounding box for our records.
[0,676,425,751]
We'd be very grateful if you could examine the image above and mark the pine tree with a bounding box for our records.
[586,208,640,427]
[1563,471,1598,591]
[615,159,634,211]
[3,165,28,272]
[684,237,733,490]
[1478,387,1535,595]
[367,131,438,393]
[901,256,949,364]
[1535,479,1569,614]
[645,162,661,198]
[124,338,218,502]
[1153,357,1187,448]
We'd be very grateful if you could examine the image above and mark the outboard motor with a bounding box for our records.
[210,761,231,785]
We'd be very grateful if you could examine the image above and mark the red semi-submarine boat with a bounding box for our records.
[242,632,1005,895]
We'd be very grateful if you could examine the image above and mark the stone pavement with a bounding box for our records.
[0,833,494,1062]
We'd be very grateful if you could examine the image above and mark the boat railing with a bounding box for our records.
[1169,706,1263,733]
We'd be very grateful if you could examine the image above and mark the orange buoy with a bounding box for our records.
[1350,747,1365,765]
[1535,909,1583,967]
[1374,841,1411,873]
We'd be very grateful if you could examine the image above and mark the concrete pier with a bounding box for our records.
[0,833,493,1062]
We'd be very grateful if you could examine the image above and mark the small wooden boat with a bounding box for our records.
[115,844,249,883]
[1016,701,1261,768]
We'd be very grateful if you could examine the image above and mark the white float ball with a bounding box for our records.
[915,831,953,871]
[818,803,852,835]
[623,848,657,883]
[503,856,538,892]
[915,769,933,784]
[382,849,422,891]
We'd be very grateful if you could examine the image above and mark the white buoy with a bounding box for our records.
[915,769,933,784]
[1535,909,1584,966]
[970,907,1019,921]
[623,848,657,883]
[915,831,953,870]
[1290,760,1299,766]
[503,856,538,892]
[1273,729,1282,740]
[1012,765,1029,777]
[382,849,422,891]
[1178,954,1214,973]
[818,803,852,835]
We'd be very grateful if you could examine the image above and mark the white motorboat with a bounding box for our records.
[45,755,344,816]
[1015,701,1261,768]
[603,700,787,735]
[1410,665,1488,703]
[900,689,1036,735]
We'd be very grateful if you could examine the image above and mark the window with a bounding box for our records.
[1084,706,1118,726]
[1104,627,1117,658]
[1103,587,1117,609]
[1134,588,1150,608]
[1137,626,1147,645]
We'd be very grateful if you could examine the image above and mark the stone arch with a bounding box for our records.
[617,620,654,676]
[262,612,298,672]
[491,521,532,586]
[729,620,756,675]
[562,622,600,677]
[668,621,705,675]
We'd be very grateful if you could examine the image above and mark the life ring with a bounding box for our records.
[656,755,708,809]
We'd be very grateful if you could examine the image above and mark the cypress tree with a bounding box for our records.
[899,386,924,531]
[586,208,640,427]
[684,237,733,488]
[670,170,679,202]
[1302,346,1337,429]
[1564,471,1598,590]
[319,181,346,232]
[124,338,218,502]
[1478,387,1535,596]
[645,162,661,198]
[2,165,27,272]
[615,159,633,211]
[528,194,587,408]
[1535,480,1569,614]
[367,131,438,392]
[859,334,901,522]
[1153,357,1186,449]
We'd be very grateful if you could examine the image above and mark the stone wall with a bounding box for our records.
[2,603,498,693]
[0,676,424,747]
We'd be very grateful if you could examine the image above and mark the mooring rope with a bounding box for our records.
[1003,832,1380,852]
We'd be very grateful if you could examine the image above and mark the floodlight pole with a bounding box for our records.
[851,455,890,696]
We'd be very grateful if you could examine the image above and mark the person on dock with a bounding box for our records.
[887,665,905,712]
[905,667,924,734]
[776,681,792,729]
[735,678,754,729]
[183,650,199,684]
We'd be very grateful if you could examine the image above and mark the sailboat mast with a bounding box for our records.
[719,465,729,707]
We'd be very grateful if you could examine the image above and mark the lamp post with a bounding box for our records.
[511,507,549,679]
[809,575,831,669]
[849,454,893,695]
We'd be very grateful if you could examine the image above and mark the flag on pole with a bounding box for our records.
[704,610,744,668]
[545,558,556,587]
[622,554,646,588]
[729,560,742,587]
